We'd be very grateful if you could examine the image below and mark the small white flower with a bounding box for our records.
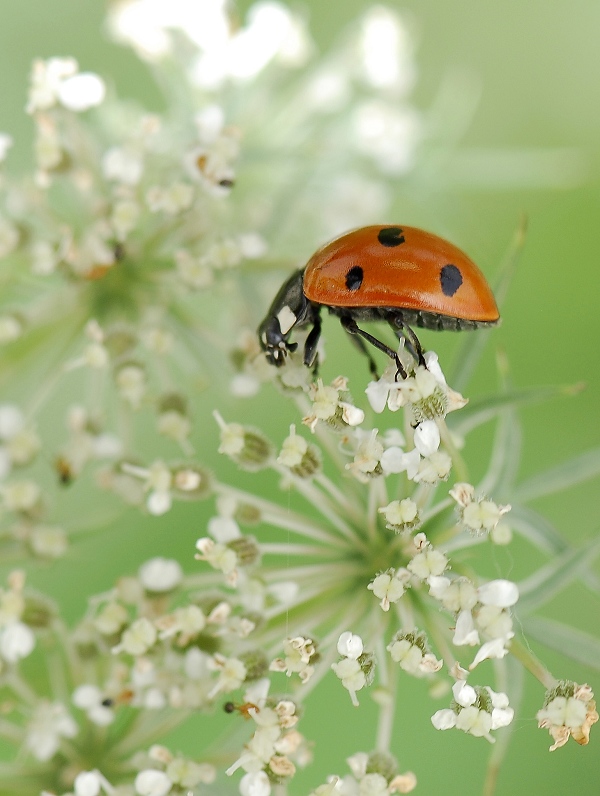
[378,499,420,534]
[112,199,141,240]
[208,653,247,698]
[0,133,12,162]
[114,617,157,656]
[146,183,194,215]
[27,57,78,112]
[208,515,241,543]
[309,381,339,421]
[195,538,238,581]
[240,770,271,796]
[30,526,68,559]
[0,405,24,439]
[139,557,183,592]
[412,451,452,484]
[331,657,366,707]
[0,622,35,662]
[432,681,513,742]
[2,479,41,511]
[134,769,173,796]
[270,636,316,683]
[102,147,144,185]
[0,314,22,343]
[407,543,447,581]
[25,701,78,761]
[429,576,477,613]
[537,681,599,750]
[278,425,308,468]
[367,568,411,611]
[115,364,146,408]
[347,430,383,479]
[175,250,214,289]
[73,770,102,796]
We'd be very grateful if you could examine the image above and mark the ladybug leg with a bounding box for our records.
[386,313,426,368]
[339,316,407,379]
[344,331,380,378]
[303,314,322,370]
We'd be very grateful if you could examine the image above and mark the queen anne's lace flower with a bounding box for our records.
[537,682,599,750]
[0,3,596,795]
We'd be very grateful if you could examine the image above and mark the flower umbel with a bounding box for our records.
[0,1,597,794]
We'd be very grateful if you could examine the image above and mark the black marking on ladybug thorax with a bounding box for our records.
[377,227,405,247]
[440,264,463,297]
[345,265,364,291]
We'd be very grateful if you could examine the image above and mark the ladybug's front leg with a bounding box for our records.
[302,311,322,370]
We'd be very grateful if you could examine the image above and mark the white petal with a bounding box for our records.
[138,557,183,591]
[147,490,172,515]
[413,420,440,456]
[365,379,390,413]
[337,631,363,659]
[72,684,102,709]
[57,73,106,111]
[453,610,479,647]
[470,638,511,669]
[134,769,172,796]
[240,770,271,796]
[0,622,35,662]
[74,771,101,796]
[477,579,519,607]
[431,708,457,730]
[452,680,477,707]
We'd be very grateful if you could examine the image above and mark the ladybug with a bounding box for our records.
[258,225,499,378]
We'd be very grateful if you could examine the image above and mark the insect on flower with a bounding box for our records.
[258,226,500,378]
[223,701,260,719]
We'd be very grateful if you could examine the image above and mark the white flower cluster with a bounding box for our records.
[0,0,596,793]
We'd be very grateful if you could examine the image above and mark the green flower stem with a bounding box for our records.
[4,671,38,707]
[213,483,347,546]
[274,467,366,547]
[24,312,85,420]
[297,597,369,702]
[367,478,388,543]
[374,637,397,755]
[509,637,556,689]
[259,542,333,556]
[0,719,24,743]
[422,606,456,671]
[315,472,364,525]
[111,707,193,759]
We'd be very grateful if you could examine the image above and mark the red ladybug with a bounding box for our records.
[258,225,499,378]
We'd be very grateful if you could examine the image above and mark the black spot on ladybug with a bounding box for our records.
[377,227,405,247]
[440,264,463,297]
[345,265,364,291]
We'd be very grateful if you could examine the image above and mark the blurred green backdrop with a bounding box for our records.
[1,1,599,794]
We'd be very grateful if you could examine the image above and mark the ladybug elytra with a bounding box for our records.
[258,225,499,378]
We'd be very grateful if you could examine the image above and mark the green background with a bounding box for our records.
[1,1,599,794]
